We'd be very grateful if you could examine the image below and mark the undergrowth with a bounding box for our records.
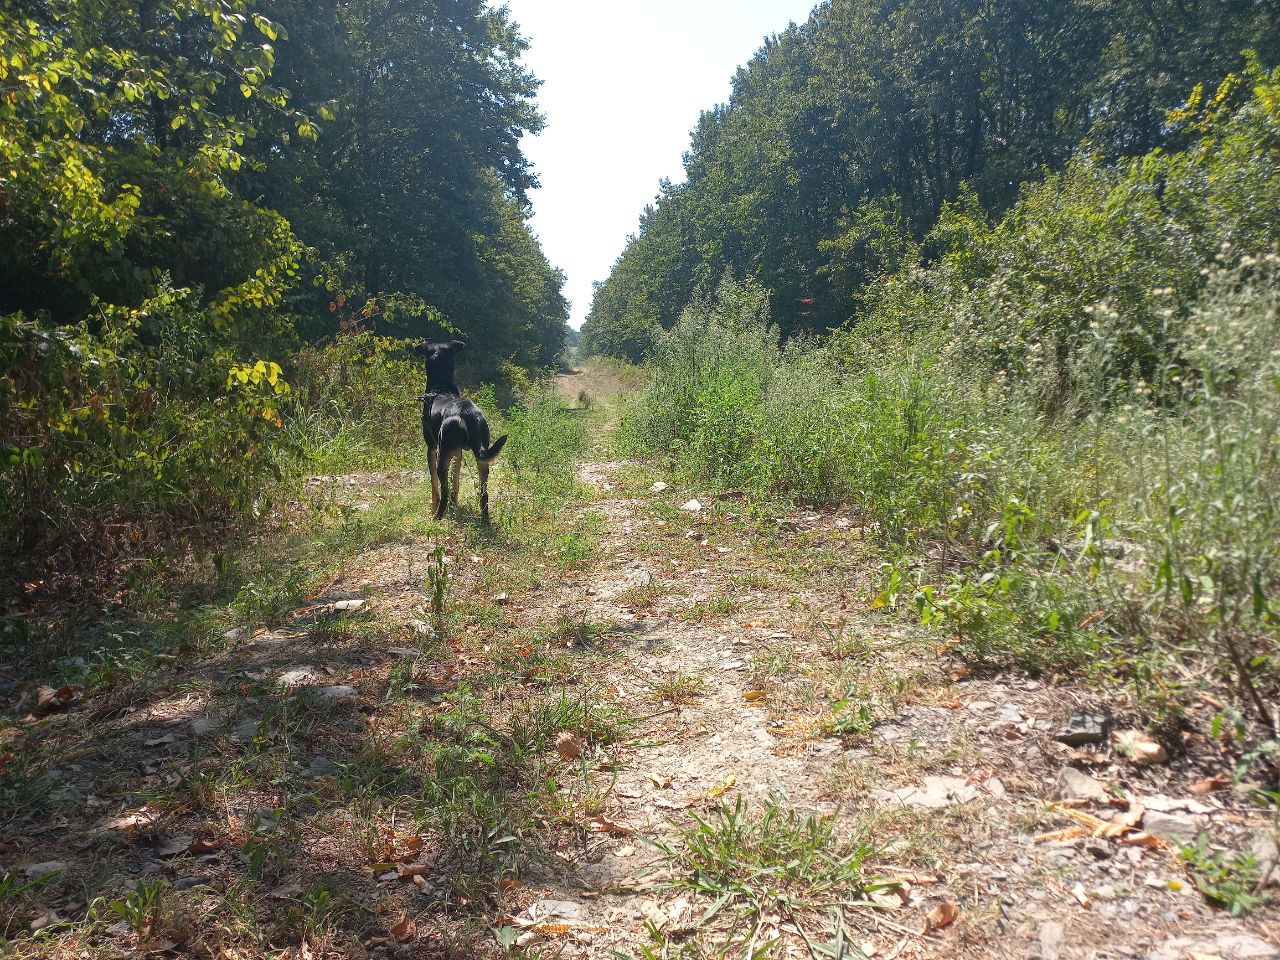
[623,66,1280,745]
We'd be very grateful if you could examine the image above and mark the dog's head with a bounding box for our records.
[414,339,466,382]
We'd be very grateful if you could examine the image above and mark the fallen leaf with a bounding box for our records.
[583,815,631,836]
[22,861,65,880]
[390,913,415,943]
[742,690,767,703]
[269,882,303,900]
[870,888,908,910]
[1119,831,1164,849]
[652,795,696,810]
[1070,882,1091,907]
[100,810,157,832]
[555,731,582,761]
[35,685,79,715]
[28,906,61,932]
[1189,775,1229,796]
[921,900,959,933]
[1099,802,1144,839]
[154,835,193,857]
[706,773,737,799]
[1112,729,1167,764]
[614,844,636,858]
[397,863,431,878]
[646,772,673,789]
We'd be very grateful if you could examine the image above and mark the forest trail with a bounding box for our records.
[498,373,1280,959]
[3,368,1276,960]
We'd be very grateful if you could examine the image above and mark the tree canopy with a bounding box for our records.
[581,0,1280,359]
[1,0,566,586]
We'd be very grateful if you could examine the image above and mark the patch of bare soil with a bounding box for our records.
[508,460,1280,960]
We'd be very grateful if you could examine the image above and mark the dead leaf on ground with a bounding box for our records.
[1112,729,1167,764]
[921,900,959,933]
[35,685,80,715]
[397,863,431,878]
[390,913,416,943]
[1119,831,1164,849]
[28,906,62,932]
[1099,801,1144,838]
[100,809,158,832]
[1071,882,1091,908]
[584,815,631,836]
[743,690,767,704]
[870,888,908,910]
[652,795,697,810]
[646,772,672,789]
[1190,775,1229,796]
[154,835,194,857]
[555,731,582,761]
[706,773,737,799]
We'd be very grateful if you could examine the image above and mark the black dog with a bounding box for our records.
[416,339,507,523]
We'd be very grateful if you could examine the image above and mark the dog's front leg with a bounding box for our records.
[428,447,441,513]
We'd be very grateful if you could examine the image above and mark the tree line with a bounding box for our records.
[581,0,1280,359]
[1,0,566,589]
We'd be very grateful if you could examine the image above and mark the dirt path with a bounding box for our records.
[3,371,1276,960]
[502,396,1280,960]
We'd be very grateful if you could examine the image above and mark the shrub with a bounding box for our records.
[283,333,426,472]
[1,292,293,592]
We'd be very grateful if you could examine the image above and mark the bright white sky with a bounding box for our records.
[502,0,817,329]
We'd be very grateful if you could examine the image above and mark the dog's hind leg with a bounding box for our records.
[450,455,461,507]
[478,460,491,525]
[434,451,452,521]
[435,416,468,521]
[428,447,441,514]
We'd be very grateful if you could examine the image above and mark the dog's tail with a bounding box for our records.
[476,434,507,465]
[460,406,506,465]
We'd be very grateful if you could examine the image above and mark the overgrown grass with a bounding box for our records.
[647,796,882,955]
[625,266,1280,745]
[618,68,1280,752]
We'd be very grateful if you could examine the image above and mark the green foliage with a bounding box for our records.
[283,332,425,472]
[1,298,294,587]
[238,0,568,373]
[0,0,567,592]
[503,384,590,485]
[584,0,1280,354]
[629,72,1280,725]
[648,794,881,951]
[1178,834,1270,916]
